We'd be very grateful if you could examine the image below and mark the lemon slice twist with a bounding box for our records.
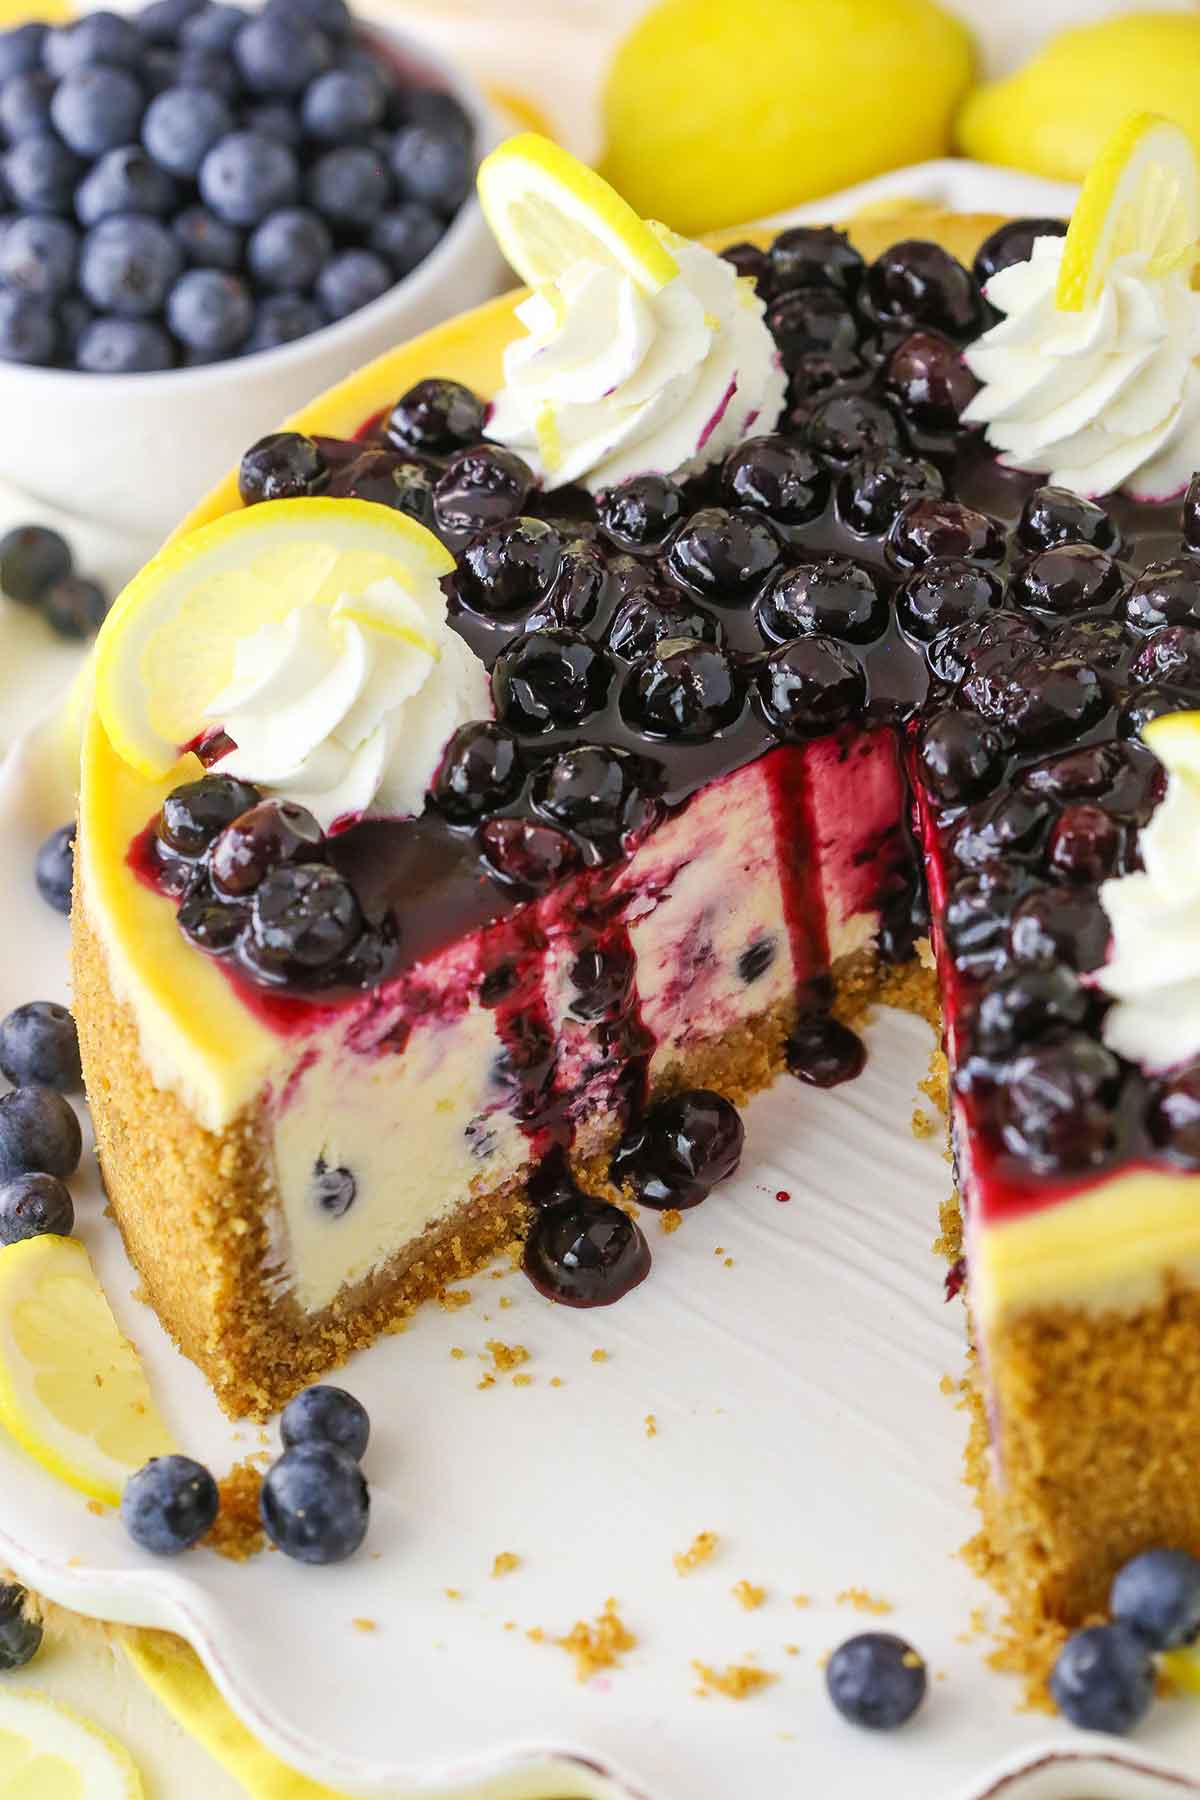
[0,1690,144,1799]
[1056,112,1200,311]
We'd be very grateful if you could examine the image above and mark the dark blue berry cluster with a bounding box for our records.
[0,0,475,371]
[0,522,107,637]
[0,999,83,1248]
[1050,1546,1200,1734]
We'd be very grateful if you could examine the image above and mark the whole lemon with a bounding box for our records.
[958,13,1200,180]
[600,0,974,236]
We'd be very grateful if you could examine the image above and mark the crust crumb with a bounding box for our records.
[911,1107,936,1139]
[590,1348,608,1364]
[659,1209,683,1235]
[692,1659,776,1699]
[674,1531,719,1576]
[836,1587,893,1616]
[202,1459,265,1562]
[644,1413,658,1438]
[536,1597,636,1682]
[352,1617,377,1634]
[732,1580,766,1611]
[439,1288,472,1312]
[492,1552,521,1578]
[792,1593,812,1609]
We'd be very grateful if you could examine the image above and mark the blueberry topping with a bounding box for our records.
[1011,544,1125,617]
[386,378,486,455]
[607,589,723,661]
[597,474,687,552]
[1008,887,1109,975]
[455,516,562,616]
[952,790,1053,867]
[250,863,362,972]
[1049,1623,1155,1735]
[122,1454,219,1554]
[0,1002,81,1092]
[890,497,1005,569]
[897,558,1002,642]
[611,1088,743,1209]
[972,965,1088,1055]
[311,1159,356,1217]
[281,1383,369,1459]
[239,431,328,505]
[722,435,829,524]
[767,285,857,363]
[210,798,324,897]
[1123,557,1200,634]
[885,329,978,429]
[480,817,579,891]
[805,392,901,463]
[0,1086,81,1180]
[622,637,742,740]
[0,1171,74,1244]
[493,629,611,733]
[523,1194,651,1306]
[35,823,74,915]
[1017,483,1121,556]
[1185,473,1200,552]
[1111,1548,1200,1651]
[531,743,657,850]
[918,708,1004,803]
[825,1632,928,1730]
[865,239,981,337]
[764,224,863,298]
[960,647,1108,750]
[836,450,943,537]
[1047,803,1121,883]
[0,1585,42,1670]
[1150,1064,1200,1166]
[666,506,781,601]
[159,774,262,856]
[720,240,766,286]
[1000,1033,1121,1173]
[756,635,866,738]
[0,524,71,602]
[259,1442,369,1563]
[972,217,1067,287]
[756,557,886,645]
[786,1014,866,1086]
[431,720,522,822]
[1130,623,1200,688]
[434,446,533,538]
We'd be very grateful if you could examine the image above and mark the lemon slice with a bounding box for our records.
[0,1237,175,1506]
[1056,112,1200,310]
[94,498,455,782]
[1143,708,1200,778]
[0,1690,144,1799]
[1163,1646,1200,1695]
[477,131,680,293]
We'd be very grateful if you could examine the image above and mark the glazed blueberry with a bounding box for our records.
[597,474,687,553]
[1111,1549,1200,1650]
[928,609,1040,686]
[756,635,866,738]
[167,266,252,355]
[607,588,722,661]
[251,863,362,971]
[0,285,54,364]
[897,558,1002,643]
[389,117,473,214]
[307,143,391,229]
[666,506,781,601]
[1011,545,1125,618]
[432,720,522,822]
[944,867,1029,977]
[720,239,766,286]
[280,1384,370,1461]
[531,743,658,849]
[159,774,261,857]
[738,938,776,984]
[0,1002,81,1091]
[1123,557,1200,634]
[1009,887,1110,975]
[1049,1624,1155,1735]
[3,133,79,214]
[756,558,887,646]
[50,65,143,159]
[0,1585,42,1671]
[0,215,76,296]
[523,1195,651,1306]
[786,1013,867,1085]
[493,629,610,733]
[1119,684,1198,738]
[0,22,44,81]
[328,448,436,523]
[239,431,328,505]
[1047,803,1121,883]
[80,216,182,318]
[0,68,54,141]
[973,217,1067,287]
[1017,484,1121,556]
[315,247,391,320]
[172,204,242,270]
[456,516,562,616]
[723,436,829,525]
[210,798,324,897]
[0,524,70,603]
[480,816,579,891]
[245,293,325,352]
[0,1086,81,1180]
[76,147,177,228]
[386,377,485,455]
[46,10,141,75]
[0,1171,73,1243]
[369,200,443,276]
[766,285,857,364]
[825,1632,927,1731]
[622,637,741,740]
[35,823,74,915]
[864,240,981,337]
[972,965,1088,1056]
[1022,741,1131,800]
[1130,623,1200,688]
[1151,1058,1200,1166]
[434,446,534,538]
[788,346,869,402]
[917,709,1004,804]
[199,131,299,227]
[122,1454,219,1555]
[1000,1033,1121,1173]
[142,84,234,179]
[611,1089,744,1209]
[1185,473,1200,552]
[523,538,607,632]
[889,497,1005,570]
[234,13,330,96]
[952,789,1053,867]
[962,646,1108,753]
[178,893,247,954]
[805,392,901,463]
[885,329,978,430]
[764,224,863,299]
[260,1442,369,1563]
[836,451,943,537]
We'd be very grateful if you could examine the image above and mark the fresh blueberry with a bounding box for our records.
[44,574,108,637]
[395,84,471,143]
[493,628,611,732]
[0,214,75,297]
[611,1089,743,1208]
[524,1192,651,1306]
[756,635,866,738]
[50,66,143,159]
[239,430,328,504]
[77,146,177,227]
[0,1086,82,1180]
[434,445,533,537]
[1111,1549,1200,1651]
[0,68,53,140]
[159,774,261,856]
[142,44,182,95]
[0,1584,42,1670]
[0,22,45,82]
[431,720,522,822]
[386,377,485,455]
[122,1454,219,1554]
[315,246,390,320]
[76,316,174,372]
[135,0,205,45]
[241,98,302,148]
[280,1384,370,1460]
[80,215,182,317]
[4,133,80,215]
[250,863,362,971]
[142,83,234,178]
[0,1171,74,1243]
[756,557,887,645]
[266,0,352,37]
[368,200,443,276]
[199,131,300,227]
[247,206,331,292]
[56,294,94,362]
[0,1002,81,1092]
[44,11,141,75]
[973,217,1067,287]
[234,13,330,96]
[389,118,473,214]
[174,46,240,100]
[826,1632,927,1730]
[178,2,244,52]
[1049,1623,1155,1734]
[0,287,56,364]
[307,143,391,229]
[259,1442,369,1563]
[302,65,384,141]
[35,824,73,914]
[172,203,242,270]
[621,637,741,740]
[245,292,324,352]
[167,266,253,355]
[0,525,71,603]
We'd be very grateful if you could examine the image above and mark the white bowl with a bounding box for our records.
[0,22,509,547]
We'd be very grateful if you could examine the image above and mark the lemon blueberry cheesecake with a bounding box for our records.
[69,120,1200,1641]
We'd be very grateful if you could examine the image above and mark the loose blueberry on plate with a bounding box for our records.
[524,1194,651,1306]
[122,1454,220,1554]
[0,1002,81,1092]
[239,432,329,505]
[0,1086,81,1181]
[611,1089,744,1208]
[280,1384,370,1461]
[1111,1548,1200,1650]
[259,1441,369,1563]
[1049,1623,1156,1734]
[0,525,71,604]
[0,1584,42,1669]
[786,1014,866,1086]
[0,1171,74,1244]
[34,823,74,915]
[825,1632,928,1730]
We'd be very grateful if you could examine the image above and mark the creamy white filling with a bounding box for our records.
[963,235,1200,500]
[487,233,786,492]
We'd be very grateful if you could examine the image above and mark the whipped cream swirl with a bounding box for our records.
[963,235,1200,500]
[1099,730,1200,1068]
[206,576,490,831]
[486,232,786,492]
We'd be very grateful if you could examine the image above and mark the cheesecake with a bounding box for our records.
[72,128,1200,1654]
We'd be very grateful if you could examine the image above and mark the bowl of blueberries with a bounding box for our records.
[0,0,507,542]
